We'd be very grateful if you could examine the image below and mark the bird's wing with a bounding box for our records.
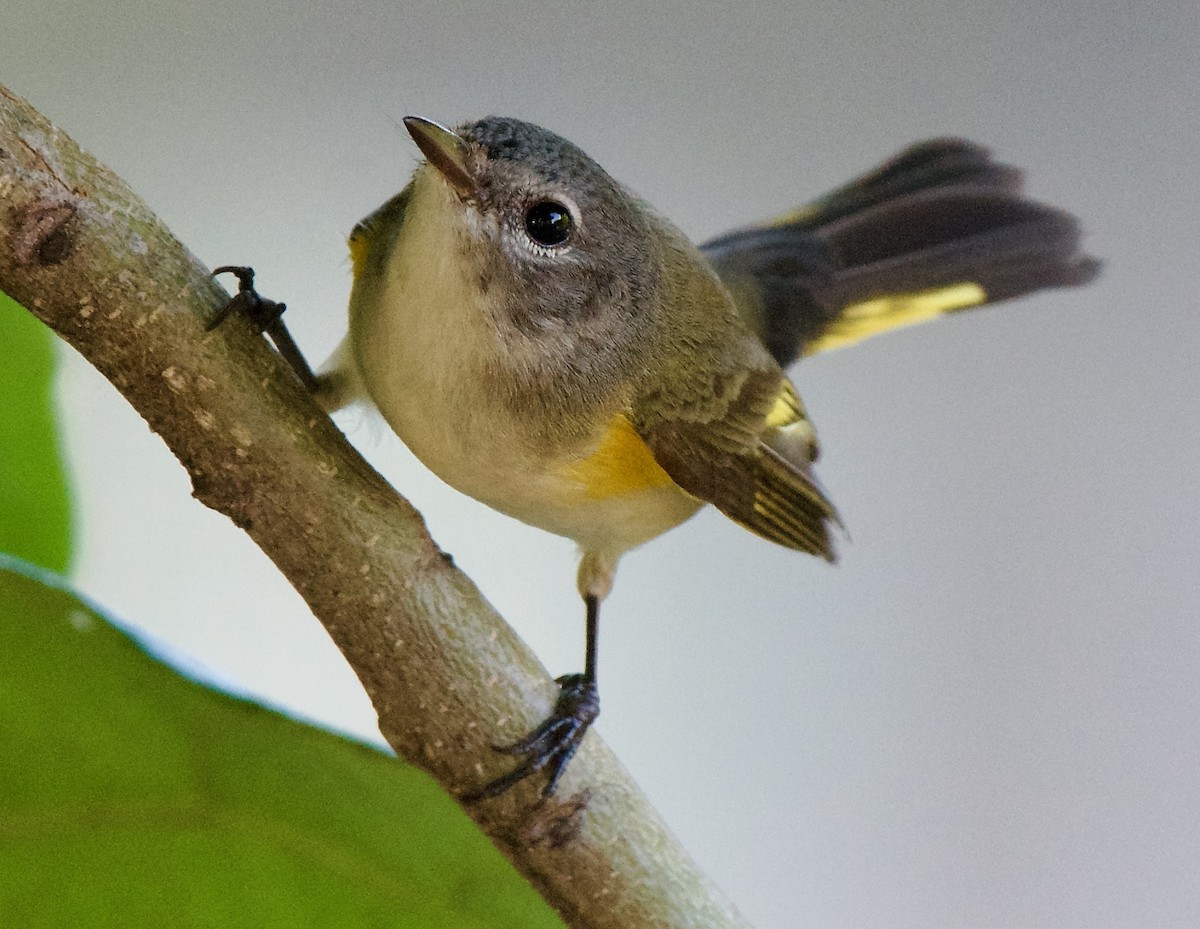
[634,367,840,560]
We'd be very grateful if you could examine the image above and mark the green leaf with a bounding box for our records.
[0,558,565,929]
[0,292,73,573]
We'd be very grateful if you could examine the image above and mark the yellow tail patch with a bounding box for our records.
[804,282,987,356]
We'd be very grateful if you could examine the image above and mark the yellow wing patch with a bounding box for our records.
[742,444,839,557]
[803,282,986,356]
[765,379,806,428]
[636,372,840,560]
[762,379,819,463]
[748,381,837,556]
[560,413,680,501]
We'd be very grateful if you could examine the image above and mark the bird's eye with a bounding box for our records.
[523,200,574,247]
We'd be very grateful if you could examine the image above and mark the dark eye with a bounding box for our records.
[523,200,574,247]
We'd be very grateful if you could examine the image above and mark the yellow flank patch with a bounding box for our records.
[561,414,678,500]
[804,282,988,356]
[348,227,373,279]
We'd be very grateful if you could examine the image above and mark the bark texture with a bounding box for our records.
[0,84,753,929]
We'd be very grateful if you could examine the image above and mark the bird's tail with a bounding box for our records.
[702,139,1101,367]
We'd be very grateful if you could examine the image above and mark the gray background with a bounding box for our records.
[6,1,1198,926]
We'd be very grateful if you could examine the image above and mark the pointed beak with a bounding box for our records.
[403,116,478,199]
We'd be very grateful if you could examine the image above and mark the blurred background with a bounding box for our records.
[5,1,1197,926]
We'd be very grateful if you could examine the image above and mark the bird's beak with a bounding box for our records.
[403,116,478,199]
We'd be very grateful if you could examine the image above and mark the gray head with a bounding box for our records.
[404,116,662,347]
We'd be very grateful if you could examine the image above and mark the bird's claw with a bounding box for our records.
[209,265,287,333]
[209,265,318,392]
[464,673,599,802]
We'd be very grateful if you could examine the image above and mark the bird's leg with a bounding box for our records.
[210,265,319,393]
[464,594,601,801]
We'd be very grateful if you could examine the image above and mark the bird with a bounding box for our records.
[213,115,1098,800]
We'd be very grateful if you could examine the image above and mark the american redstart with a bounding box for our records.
[214,115,1098,800]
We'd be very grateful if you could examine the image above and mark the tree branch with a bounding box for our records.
[0,84,754,928]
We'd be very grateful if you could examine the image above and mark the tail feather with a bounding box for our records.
[781,138,1023,231]
[821,187,1098,300]
[701,140,1100,367]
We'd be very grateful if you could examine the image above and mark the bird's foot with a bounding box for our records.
[464,673,599,802]
[210,265,317,391]
[209,265,286,333]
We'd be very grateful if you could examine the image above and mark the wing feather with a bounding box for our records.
[636,370,840,560]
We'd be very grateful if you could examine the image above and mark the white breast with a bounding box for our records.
[344,172,700,556]
[346,174,564,518]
